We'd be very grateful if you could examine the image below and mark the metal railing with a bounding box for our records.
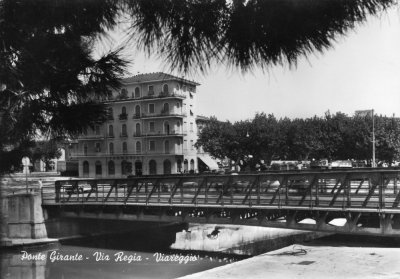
[42,169,400,235]
[45,169,400,212]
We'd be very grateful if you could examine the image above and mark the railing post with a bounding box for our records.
[346,175,351,208]
[315,177,319,207]
[55,181,60,202]
[115,180,118,202]
[257,176,261,205]
[380,173,385,210]
[94,181,98,202]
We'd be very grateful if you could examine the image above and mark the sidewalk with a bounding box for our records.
[179,244,400,279]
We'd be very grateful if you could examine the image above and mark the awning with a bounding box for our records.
[198,154,219,170]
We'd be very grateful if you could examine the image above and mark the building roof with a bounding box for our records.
[196,115,210,122]
[122,72,200,86]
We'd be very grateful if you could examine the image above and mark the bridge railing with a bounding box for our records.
[45,170,400,212]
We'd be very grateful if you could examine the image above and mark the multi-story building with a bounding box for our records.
[71,72,216,178]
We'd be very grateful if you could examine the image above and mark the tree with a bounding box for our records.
[31,141,62,172]
[195,117,242,165]
[126,0,395,73]
[197,112,400,168]
[0,0,128,173]
[374,116,400,164]
[246,113,286,165]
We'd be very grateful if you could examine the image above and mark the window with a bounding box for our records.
[163,159,171,174]
[107,108,113,119]
[108,161,115,175]
[184,159,188,172]
[149,103,155,114]
[177,121,181,131]
[95,125,100,135]
[122,142,128,153]
[109,142,114,155]
[190,93,193,99]
[120,88,128,98]
[121,124,127,136]
[95,161,102,175]
[164,140,169,154]
[135,87,140,98]
[108,125,114,137]
[83,144,88,155]
[149,141,155,151]
[122,106,126,114]
[121,160,132,175]
[190,140,194,150]
[190,159,195,171]
[190,122,193,132]
[190,110,194,116]
[164,121,170,134]
[135,123,141,136]
[83,161,89,175]
[149,160,157,175]
[163,84,169,94]
[149,122,155,132]
[162,103,169,114]
[148,85,154,95]
[135,105,141,117]
[177,159,182,173]
[177,102,180,109]
[136,141,141,153]
[183,85,186,91]
[95,142,101,152]
[184,140,187,151]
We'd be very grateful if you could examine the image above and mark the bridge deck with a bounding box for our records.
[42,169,400,236]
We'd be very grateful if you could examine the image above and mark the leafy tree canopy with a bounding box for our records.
[197,113,400,170]
[126,0,395,73]
[0,0,128,173]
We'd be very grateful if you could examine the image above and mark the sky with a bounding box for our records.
[102,6,400,122]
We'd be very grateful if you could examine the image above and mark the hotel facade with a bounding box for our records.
[71,72,217,178]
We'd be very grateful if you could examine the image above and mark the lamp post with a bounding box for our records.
[372,109,376,168]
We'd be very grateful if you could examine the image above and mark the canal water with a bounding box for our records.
[1,220,248,279]
[1,243,243,279]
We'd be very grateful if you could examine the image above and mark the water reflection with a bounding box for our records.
[1,239,246,279]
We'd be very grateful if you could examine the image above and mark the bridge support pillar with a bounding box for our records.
[380,214,394,234]
[0,176,11,246]
[286,211,298,228]
[7,192,48,239]
[316,212,330,231]
[345,212,361,232]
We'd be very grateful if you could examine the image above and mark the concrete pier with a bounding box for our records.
[0,174,56,247]
[7,193,47,239]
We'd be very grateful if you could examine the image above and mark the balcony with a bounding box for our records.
[132,92,186,101]
[119,113,128,120]
[72,150,184,157]
[120,132,128,138]
[132,114,142,119]
[107,133,114,138]
[133,132,142,137]
[103,91,186,104]
[141,112,186,119]
[143,131,186,137]
[78,134,105,140]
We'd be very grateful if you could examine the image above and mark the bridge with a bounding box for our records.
[41,169,400,236]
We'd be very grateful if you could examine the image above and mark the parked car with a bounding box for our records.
[64,183,94,194]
